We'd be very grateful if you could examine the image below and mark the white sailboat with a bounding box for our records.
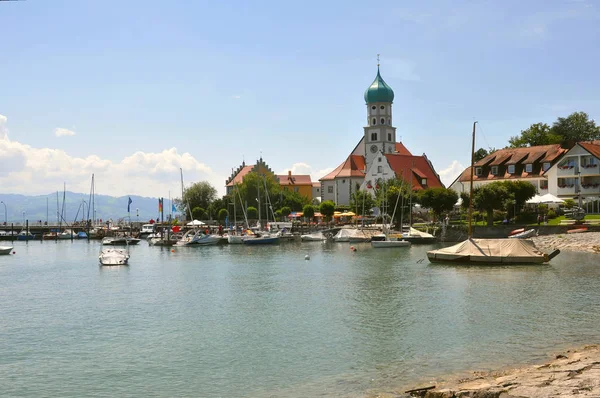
[371,174,410,248]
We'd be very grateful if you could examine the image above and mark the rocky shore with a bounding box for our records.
[531,231,600,254]
[370,345,600,398]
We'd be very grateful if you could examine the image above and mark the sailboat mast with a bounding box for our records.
[257,178,261,229]
[468,121,478,238]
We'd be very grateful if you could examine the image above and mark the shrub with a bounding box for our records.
[547,209,557,219]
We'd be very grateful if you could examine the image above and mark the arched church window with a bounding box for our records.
[371,106,376,110]
[371,132,377,141]
[380,105,385,110]
[380,118,385,124]
[387,133,391,141]
[372,118,376,125]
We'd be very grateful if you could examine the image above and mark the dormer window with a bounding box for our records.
[543,162,551,171]
[421,178,427,185]
[491,166,499,175]
[475,167,482,176]
[525,164,533,173]
[507,165,515,174]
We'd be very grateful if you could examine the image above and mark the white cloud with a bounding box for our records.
[55,128,76,137]
[0,114,8,140]
[438,160,465,187]
[0,137,225,197]
[277,162,333,183]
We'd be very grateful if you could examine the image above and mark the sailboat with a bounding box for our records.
[243,174,280,245]
[371,175,410,248]
[427,122,560,264]
[228,181,251,244]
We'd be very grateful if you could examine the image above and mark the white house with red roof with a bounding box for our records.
[319,66,444,205]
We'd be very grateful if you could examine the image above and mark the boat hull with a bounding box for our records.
[99,249,129,265]
[0,246,13,255]
[371,240,411,248]
[243,237,280,245]
[227,235,245,244]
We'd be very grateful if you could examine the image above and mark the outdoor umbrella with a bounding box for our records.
[539,193,565,204]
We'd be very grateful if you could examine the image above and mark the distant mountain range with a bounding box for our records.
[0,192,178,225]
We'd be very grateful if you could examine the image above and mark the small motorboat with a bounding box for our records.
[508,229,536,239]
[0,246,13,255]
[509,228,525,236]
[243,233,280,245]
[99,248,129,265]
[58,229,76,239]
[567,227,588,234]
[102,236,141,245]
[301,232,326,242]
[176,229,221,246]
[402,227,436,244]
[371,233,411,248]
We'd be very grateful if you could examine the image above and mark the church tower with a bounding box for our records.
[363,63,397,170]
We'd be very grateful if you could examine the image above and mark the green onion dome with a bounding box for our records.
[364,67,394,104]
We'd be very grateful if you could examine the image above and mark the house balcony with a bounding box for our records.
[579,164,600,176]
[557,185,576,196]
[557,166,576,176]
[580,185,600,194]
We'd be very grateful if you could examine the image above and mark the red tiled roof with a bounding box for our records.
[312,182,320,187]
[320,155,366,181]
[384,154,444,190]
[276,174,312,186]
[579,141,600,160]
[395,142,412,156]
[226,166,253,187]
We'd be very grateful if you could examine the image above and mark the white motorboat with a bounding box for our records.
[102,236,141,245]
[139,224,156,239]
[227,234,245,244]
[99,247,129,265]
[176,229,221,246]
[402,227,436,244]
[0,246,13,255]
[371,233,411,248]
[301,232,326,241]
[58,229,76,239]
[508,229,537,239]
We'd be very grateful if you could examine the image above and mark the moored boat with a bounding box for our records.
[427,238,560,264]
[176,229,221,246]
[99,247,129,265]
[243,234,280,245]
[301,232,326,241]
[371,233,411,248]
[0,246,13,255]
[508,229,536,239]
[102,236,141,245]
[402,227,436,243]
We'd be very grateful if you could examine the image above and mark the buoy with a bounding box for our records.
[171,249,175,253]
[305,254,310,260]
[350,246,356,252]
[12,251,16,254]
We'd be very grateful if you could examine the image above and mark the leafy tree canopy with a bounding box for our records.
[303,204,315,219]
[182,181,217,216]
[236,172,282,214]
[319,200,335,221]
[508,113,600,148]
[246,206,258,220]
[217,209,229,222]
[417,187,458,221]
[191,207,207,220]
[474,147,497,162]
[473,182,511,226]
[350,190,375,216]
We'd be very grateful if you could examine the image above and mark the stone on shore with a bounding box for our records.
[531,231,600,254]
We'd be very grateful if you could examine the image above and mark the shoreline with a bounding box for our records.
[531,231,600,254]
[381,344,600,397]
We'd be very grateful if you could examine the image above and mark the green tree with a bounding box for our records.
[246,206,258,220]
[191,207,207,220]
[208,196,229,220]
[417,187,458,221]
[319,200,335,221]
[350,190,375,215]
[280,206,292,219]
[303,204,315,221]
[181,181,218,215]
[501,180,536,216]
[274,209,282,220]
[473,182,511,226]
[279,190,309,211]
[508,123,560,148]
[552,111,600,144]
[459,191,470,212]
[563,198,576,209]
[237,172,282,214]
[474,147,496,162]
[217,209,229,223]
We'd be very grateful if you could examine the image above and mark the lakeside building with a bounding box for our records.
[449,141,600,213]
[319,66,443,205]
[225,158,315,201]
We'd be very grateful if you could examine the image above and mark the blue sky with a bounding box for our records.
[1,0,599,197]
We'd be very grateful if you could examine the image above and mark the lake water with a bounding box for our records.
[1,240,599,397]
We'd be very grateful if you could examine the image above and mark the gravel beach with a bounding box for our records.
[531,231,600,254]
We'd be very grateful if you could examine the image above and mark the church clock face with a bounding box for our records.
[370,145,378,153]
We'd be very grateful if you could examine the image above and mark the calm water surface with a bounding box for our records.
[1,240,599,397]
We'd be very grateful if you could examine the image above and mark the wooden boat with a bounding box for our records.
[508,229,536,239]
[99,247,129,265]
[567,227,588,234]
[0,246,13,255]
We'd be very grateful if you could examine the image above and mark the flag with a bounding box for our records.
[172,203,176,213]
[158,198,163,213]
[127,197,132,213]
